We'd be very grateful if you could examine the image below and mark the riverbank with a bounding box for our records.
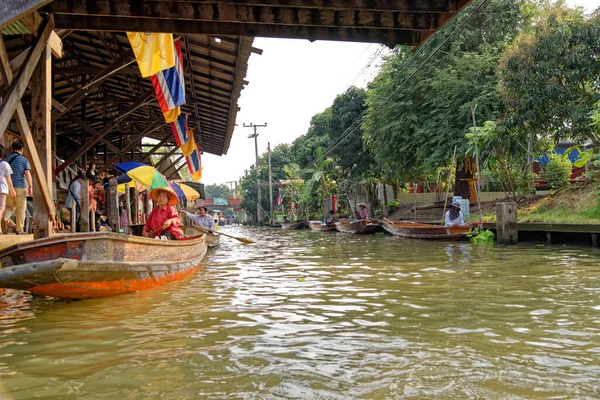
[388,184,600,224]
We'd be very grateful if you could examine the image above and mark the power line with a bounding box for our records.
[306,0,494,170]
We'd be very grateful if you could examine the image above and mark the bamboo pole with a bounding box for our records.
[441,145,458,226]
[470,105,483,229]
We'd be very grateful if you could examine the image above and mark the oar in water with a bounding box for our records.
[192,225,255,244]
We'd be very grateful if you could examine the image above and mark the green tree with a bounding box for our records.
[204,184,231,199]
[498,6,600,146]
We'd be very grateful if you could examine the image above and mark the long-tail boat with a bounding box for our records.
[309,221,338,232]
[0,229,207,299]
[335,219,383,234]
[281,220,307,230]
[382,220,471,240]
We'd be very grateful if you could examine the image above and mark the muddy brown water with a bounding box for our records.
[0,227,599,399]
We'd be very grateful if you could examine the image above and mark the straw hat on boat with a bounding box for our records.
[149,186,179,206]
[358,202,367,208]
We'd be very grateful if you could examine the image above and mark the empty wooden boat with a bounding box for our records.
[335,220,383,234]
[382,220,471,240]
[281,220,308,230]
[309,221,338,232]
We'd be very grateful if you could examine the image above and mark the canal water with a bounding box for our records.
[1,227,600,399]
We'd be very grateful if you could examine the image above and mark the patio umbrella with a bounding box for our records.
[114,161,148,174]
[127,166,169,191]
[170,182,201,201]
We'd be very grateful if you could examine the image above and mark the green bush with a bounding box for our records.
[386,200,401,214]
[543,154,572,191]
[373,208,383,216]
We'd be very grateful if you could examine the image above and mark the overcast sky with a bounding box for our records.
[199,0,599,186]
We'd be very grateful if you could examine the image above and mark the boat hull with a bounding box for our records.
[382,220,471,240]
[0,232,207,299]
[309,221,338,231]
[335,220,383,234]
[281,220,307,230]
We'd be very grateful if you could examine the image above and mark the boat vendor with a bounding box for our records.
[326,209,339,224]
[358,202,370,220]
[182,206,215,230]
[445,199,466,227]
[142,186,184,239]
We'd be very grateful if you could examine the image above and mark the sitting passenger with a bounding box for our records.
[142,187,183,239]
[445,200,466,227]
[326,209,339,224]
[182,206,215,230]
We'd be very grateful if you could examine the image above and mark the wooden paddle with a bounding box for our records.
[192,225,255,244]
[383,217,394,224]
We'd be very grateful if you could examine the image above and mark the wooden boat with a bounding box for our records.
[204,228,220,248]
[281,220,307,230]
[382,220,471,240]
[0,229,207,299]
[309,221,338,232]
[335,219,383,234]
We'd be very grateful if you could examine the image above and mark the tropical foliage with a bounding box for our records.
[238,0,600,223]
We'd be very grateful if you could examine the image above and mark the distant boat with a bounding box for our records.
[0,229,207,299]
[281,220,307,230]
[309,221,338,232]
[335,219,383,234]
[382,220,471,240]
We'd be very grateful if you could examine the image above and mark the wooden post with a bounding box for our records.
[90,206,96,232]
[131,187,139,224]
[592,233,599,248]
[70,201,76,233]
[108,178,119,232]
[496,202,518,245]
[125,182,131,229]
[31,44,53,238]
[80,179,90,232]
[546,232,552,245]
[413,182,417,222]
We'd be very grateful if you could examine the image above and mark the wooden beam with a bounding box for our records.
[141,136,171,164]
[0,0,53,29]
[0,15,54,136]
[103,117,166,169]
[62,109,122,154]
[54,89,154,175]
[51,47,134,123]
[53,15,422,45]
[154,146,180,168]
[48,31,64,58]
[0,18,56,220]
[31,44,55,238]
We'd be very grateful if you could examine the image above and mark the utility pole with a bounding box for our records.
[268,142,274,226]
[244,122,267,225]
[226,180,236,198]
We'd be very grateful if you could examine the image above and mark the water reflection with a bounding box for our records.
[0,227,599,398]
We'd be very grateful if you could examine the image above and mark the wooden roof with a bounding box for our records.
[2,30,254,171]
[43,0,472,47]
[0,0,472,176]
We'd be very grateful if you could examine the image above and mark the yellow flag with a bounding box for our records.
[163,107,180,123]
[180,130,195,157]
[192,168,203,181]
[126,32,175,77]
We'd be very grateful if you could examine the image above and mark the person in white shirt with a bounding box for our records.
[445,199,466,227]
[0,145,16,234]
[183,206,215,230]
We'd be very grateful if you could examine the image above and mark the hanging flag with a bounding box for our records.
[151,40,186,121]
[170,114,188,147]
[180,129,196,157]
[126,32,175,77]
[186,142,203,181]
[163,106,180,123]
[277,186,284,206]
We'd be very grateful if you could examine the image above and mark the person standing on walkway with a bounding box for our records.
[3,142,32,234]
[0,145,16,234]
[65,171,86,232]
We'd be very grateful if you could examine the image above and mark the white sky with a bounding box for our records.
[199,0,599,186]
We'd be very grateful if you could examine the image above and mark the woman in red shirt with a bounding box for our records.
[142,186,184,239]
